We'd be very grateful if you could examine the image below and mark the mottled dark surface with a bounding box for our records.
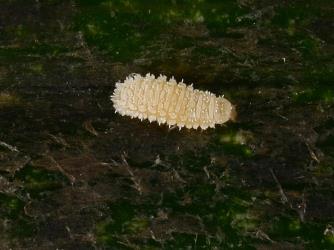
[0,0,333,249]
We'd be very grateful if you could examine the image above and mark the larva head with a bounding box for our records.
[218,97,234,124]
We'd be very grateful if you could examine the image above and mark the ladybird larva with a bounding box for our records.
[111,73,234,130]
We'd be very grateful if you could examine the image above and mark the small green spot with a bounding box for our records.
[232,212,259,232]
[29,63,44,74]
[216,130,254,158]
[287,19,296,36]
[313,165,334,176]
[95,220,116,245]
[124,217,149,234]
[325,233,334,245]
[7,24,30,40]
[0,92,20,108]
[288,219,301,232]
[0,193,25,219]
[86,23,102,36]
[297,37,322,57]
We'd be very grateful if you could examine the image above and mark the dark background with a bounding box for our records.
[0,0,333,249]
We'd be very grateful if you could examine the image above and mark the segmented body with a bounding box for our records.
[111,73,233,130]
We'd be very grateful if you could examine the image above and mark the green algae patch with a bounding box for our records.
[0,92,20,108]
[74,1,165,61]
[95,220,123,248]
[108,201,136,228]
[215,129,254,158]
[230,211,260,233]
[29,63,44,75]
[0,193,36,239]
[215,196,258,231]
[270,216,302,238]
[15,165,68,198]
[301,223,334,249]
[324,225,334,246]
[292,65,334,104]
[313,164,334,178]
[0,193,25,219]
[268,215,334,249]
[95,201,135,241]
[95,201,146,248]
[293,87,334,104]
[124,217,149,234]
[74,0,250,61]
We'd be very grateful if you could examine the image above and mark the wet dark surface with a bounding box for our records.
[0,0,333,249]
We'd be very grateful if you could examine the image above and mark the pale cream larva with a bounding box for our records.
[111,73,234,130]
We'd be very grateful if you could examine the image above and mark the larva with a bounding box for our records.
[111,73,234,130]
